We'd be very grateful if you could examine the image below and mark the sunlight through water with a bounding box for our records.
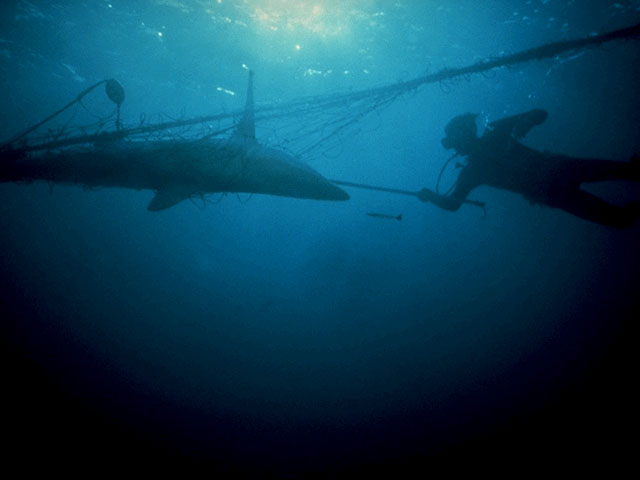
[249,0,352,37]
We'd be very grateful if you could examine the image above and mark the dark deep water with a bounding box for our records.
[1,1,639,476]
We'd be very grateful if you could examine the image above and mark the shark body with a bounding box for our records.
[0,72,348,210]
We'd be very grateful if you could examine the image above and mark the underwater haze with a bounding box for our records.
[1,0,639,476]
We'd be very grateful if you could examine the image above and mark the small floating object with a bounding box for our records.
[105,78,125,106]
[366,212,402,221]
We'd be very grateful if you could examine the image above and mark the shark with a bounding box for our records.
[0,71,349,210]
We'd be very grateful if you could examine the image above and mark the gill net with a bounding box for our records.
[4,21,640,159]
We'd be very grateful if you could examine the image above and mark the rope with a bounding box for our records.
[5,21,639,152]
[6,80,107,146]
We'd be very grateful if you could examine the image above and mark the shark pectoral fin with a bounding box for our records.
[147,188,196,211]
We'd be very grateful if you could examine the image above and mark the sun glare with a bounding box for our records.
[249,1,351,37]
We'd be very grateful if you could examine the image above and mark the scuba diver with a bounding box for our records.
[418,109,640,228]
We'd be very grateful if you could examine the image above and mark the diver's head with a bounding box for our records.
[441,113,478,154]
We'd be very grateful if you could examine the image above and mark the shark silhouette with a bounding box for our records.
[0,71,349,210]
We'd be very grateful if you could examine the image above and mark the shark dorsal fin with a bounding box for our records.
[233,70,255,142]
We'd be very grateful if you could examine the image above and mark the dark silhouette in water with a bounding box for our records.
[366,212,402,221]
[0,72,349,209]
[418,110,640,228]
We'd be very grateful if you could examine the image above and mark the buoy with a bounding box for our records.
[105,79,125,106]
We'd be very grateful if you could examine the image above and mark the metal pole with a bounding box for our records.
[330,179,485,208]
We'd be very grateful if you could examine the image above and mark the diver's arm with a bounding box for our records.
[417,188,465,211]
[486,109,548,140]
[417,169,476,211]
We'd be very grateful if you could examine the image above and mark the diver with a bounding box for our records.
[418,109,640,228]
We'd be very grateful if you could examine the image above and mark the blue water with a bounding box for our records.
[1,1,639,475]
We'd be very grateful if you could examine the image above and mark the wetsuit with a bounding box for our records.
[419,110,640,228]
